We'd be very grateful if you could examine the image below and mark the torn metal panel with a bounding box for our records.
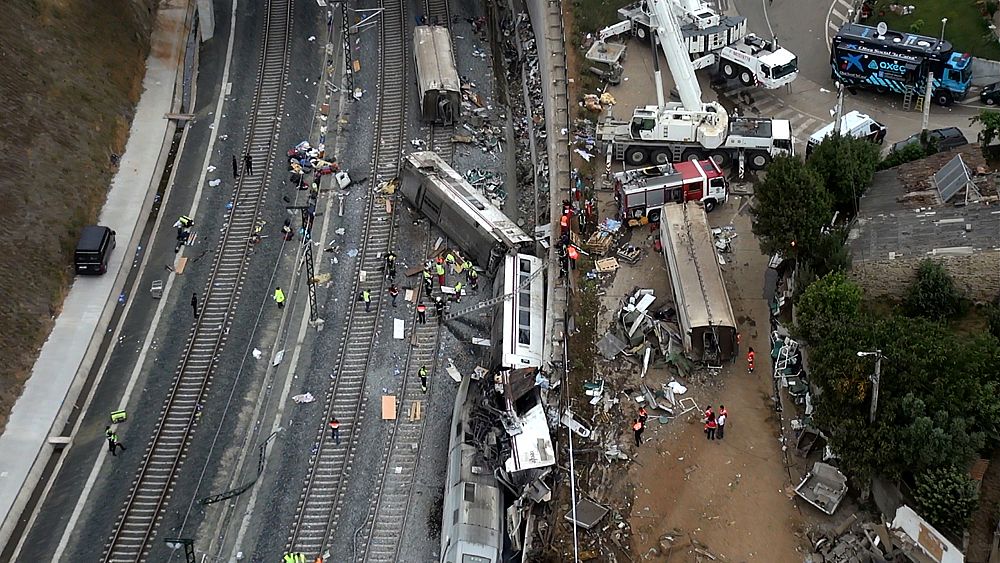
[505,404,556,473]
[597,331,627,360]
[891,505,963,563]
[795,462,848,515]
[564,498,610,530]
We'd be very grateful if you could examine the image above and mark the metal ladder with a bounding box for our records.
[443,264,545,320]
[902,86,924,112]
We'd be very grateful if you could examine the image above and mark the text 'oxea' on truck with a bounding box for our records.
[831,23,972,106]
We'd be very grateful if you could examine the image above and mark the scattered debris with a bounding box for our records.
[292,393,315,404]
[795,462,848,515]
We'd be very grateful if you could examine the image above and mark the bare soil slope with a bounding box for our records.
[0,0,157,432]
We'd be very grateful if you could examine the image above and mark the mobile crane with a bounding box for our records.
[594,0,798,89]
[597,0,794,170]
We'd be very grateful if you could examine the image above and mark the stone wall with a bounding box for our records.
[850,251,1000,302]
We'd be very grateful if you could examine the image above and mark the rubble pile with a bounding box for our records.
[805,516,939,563]
[464,168,505,205]
[501,11,549,228]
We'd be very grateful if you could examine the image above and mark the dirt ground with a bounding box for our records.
[0,0,156,432]
[615,204,810,561]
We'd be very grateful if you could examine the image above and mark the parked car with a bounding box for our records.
[805,111,887,156]
[981,82,1000,105]
[890,127,969,154]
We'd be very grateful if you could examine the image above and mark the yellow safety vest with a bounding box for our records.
[274,289,286,303]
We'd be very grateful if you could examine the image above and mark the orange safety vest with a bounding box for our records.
[632,421,643,431]
[560,215,569,228]
[638,407,647,418]
[747,351,755,363]
[567,246,579,260]
[329,420,339,429]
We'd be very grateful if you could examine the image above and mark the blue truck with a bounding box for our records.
[831,23,972,106]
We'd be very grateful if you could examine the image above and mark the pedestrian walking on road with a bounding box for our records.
[362,289,371,312]
[435,262,446,287]
[243,153,254,176]
[388,284,399,307]
[419,366,429,393]
[717,405,727,440]
[416,302,427,324]
[328,417,341,445]
[633,420,644,446]
[705,414,717,440]
[434,297,445,324]
[232,154,239,178]
[747,346,755,374]
[191,292,199,319]
[274,287,286,308]
[106,426,126,456]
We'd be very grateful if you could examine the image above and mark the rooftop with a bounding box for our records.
[848,148,1000,262]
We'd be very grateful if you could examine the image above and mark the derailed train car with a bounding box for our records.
[400,151,534,274]
[414,25,461,124]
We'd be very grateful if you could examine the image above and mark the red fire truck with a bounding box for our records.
[613,159,728,222]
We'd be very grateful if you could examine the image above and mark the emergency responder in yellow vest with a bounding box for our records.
[274,287,286,309]
[362,289,371,312]
[282,553,306,563]
[419,366,429,393]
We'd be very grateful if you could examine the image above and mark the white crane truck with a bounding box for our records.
[597,0,798,89]
[597,0,793,170]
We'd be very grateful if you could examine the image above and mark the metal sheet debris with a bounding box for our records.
[564,498,609,530]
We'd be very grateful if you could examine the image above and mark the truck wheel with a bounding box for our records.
[709,150,730,168]
[748,151,771,170]
[681,149,704,162]
[934,91,953,107]
[647,208,662,222]
[651,149,672,165]
[721,62,737,79]
[738,69,754,86]
[704,199,716,213]
[625,146,648,166]
[635,26,648,42]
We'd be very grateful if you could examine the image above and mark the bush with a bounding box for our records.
[903,259,965,320]
[910,18,925,33]
[914,465,979,536]
[879,141,929,170]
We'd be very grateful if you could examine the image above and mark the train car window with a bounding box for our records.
[519,258,531,273]
[464,482,476,502]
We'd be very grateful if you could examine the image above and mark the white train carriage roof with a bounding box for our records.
[414,25,461,95]
[405,151,533,248]
[659,203,736,331]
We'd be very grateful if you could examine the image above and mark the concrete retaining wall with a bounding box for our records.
[850,251,1000,302]
[971,57,1000,87]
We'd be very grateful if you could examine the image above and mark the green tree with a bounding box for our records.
[903,259,965,320]
[807,133,881,213]
[810,315,1000,481]
[795,272,862,344]
[914,465,979,536]
[750,156,832,260]
[971,109,1000,148]
[988,302,1000,340]
[878,141,929,171]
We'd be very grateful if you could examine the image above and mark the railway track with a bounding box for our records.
[284,0,408,557]
[101,1,294,561]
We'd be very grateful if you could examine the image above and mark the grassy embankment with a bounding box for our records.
[0,0,157,432]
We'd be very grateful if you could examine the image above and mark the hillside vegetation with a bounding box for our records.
[0,0,158,431]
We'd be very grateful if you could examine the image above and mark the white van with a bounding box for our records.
[805,110,887,156]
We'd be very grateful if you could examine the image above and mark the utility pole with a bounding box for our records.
[857,350,883,423]
[286,205,321,326]
[834,81,846,137]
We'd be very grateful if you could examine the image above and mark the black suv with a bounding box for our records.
[981,82,1000,105]
[890,127,969,154]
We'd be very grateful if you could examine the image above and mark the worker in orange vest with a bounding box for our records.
[560,213,570,236]
[747,347,755,373]
[566,245,578,270]
[637,407,648,424]
[632,419,644,446]
[328,418,340,445]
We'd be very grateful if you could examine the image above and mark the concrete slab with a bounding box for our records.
[0,0,191,548]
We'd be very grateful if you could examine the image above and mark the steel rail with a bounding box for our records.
[101,0,294,560]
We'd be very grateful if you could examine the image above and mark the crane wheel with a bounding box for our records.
[738,69,754,86]
[651,149,672,164]
[709,151,729,168]
[748,151,771,170]
[625,146,648,165]
[721,63,736,79]
[681,149,704,162]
